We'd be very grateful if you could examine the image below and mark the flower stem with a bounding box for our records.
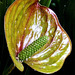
[2,63,15,75]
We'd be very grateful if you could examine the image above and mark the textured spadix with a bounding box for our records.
[4,0,72,74]
[18,36,48,61]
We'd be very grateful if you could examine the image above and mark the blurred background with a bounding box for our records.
[0,0,74,75]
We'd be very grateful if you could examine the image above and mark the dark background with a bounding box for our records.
[0,0,74,75]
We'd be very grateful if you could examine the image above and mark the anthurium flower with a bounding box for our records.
[4,0,72,74]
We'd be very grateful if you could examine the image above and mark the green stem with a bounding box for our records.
[39,0,52,7]
[2,63,15,75]
[24,66,30,75]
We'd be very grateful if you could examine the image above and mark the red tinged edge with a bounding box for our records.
[16,2,40,56]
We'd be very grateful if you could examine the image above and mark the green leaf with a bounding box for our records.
[40,0,52,7]
[6,0,15,8]
[0,1,3,4]
[0,1,3,22]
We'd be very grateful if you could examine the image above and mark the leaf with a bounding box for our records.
[0,1,2,4]
[40,0,52,7]
[4,0,72,74]
[0,1,3,34]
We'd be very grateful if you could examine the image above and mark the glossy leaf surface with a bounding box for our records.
[4,0,72,74]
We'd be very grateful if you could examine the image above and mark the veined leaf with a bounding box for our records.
[4,0,72,74]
